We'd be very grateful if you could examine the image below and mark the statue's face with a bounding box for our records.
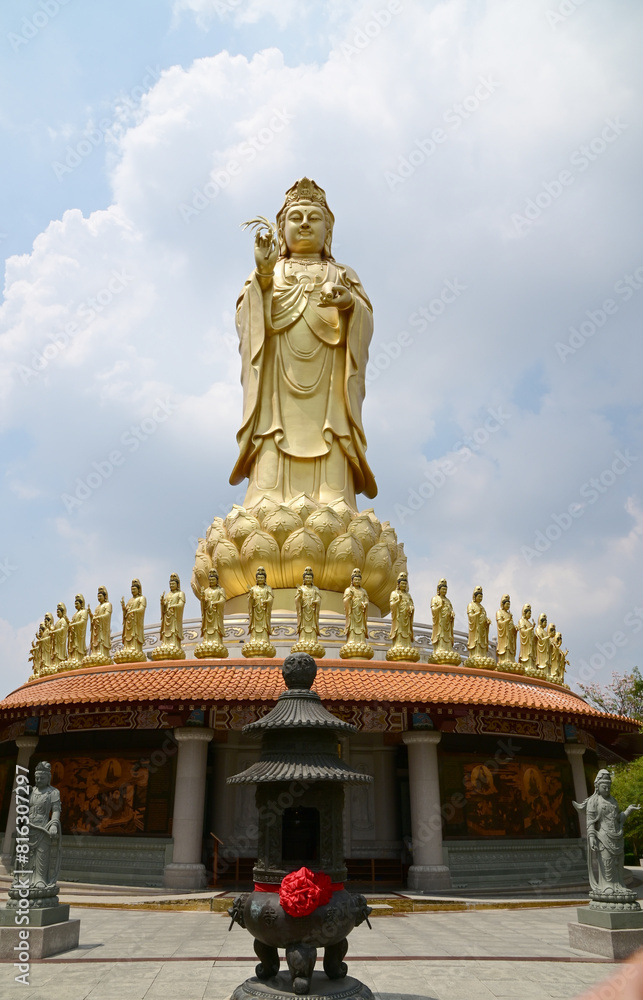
[131,583,140,597]
[56,604,64,618]
[548,623,556,637]
[597,780,611,799]
[284,202,326,255]
[98,589,106,604]
[539,614,547,628]
[303,571,313,585]
[169,578,178,592]
[75,597,82,610]
[438,584,447,596]
[208,570,218,584]
[352,572,362,586]
[524,605,531,619]
[256,571,266,585]
[474,591,482,604]
[502,599,510,610]
[45,614,53,627]
[399,577,408,592]
[35,768,50,789]
[38,625,44,637]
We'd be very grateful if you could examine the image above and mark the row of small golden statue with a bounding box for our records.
[29,569,568,685]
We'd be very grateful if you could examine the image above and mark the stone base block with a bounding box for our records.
[569,921,643,959]
[407,864,452,892]
[577,907,643,930]
[230,972,374,1000]
[163,861,207,890]
[0,919,80,959]
[0,904,70,927]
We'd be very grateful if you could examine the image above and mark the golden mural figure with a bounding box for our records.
[464,586,495,669]
[292,566,325,659]
[518,603,536,675]
[51,602,69,671]
[496,594,518,671]
[195,568,228,659]
[151,573,186,661]
[340,567,374,660]
[84,586,114,666]
[244,566,276,658]
[231,177,377,510]
[430,578,461,665]
[114,579,147,664]
[387,571,419,662]
[67,594,89,669]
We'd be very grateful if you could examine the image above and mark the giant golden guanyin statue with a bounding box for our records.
[192,178,407,613]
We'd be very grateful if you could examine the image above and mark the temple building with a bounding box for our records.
[1,178,637,894]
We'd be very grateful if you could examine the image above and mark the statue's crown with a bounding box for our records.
[283,177,327,208]
[35,761,51,774]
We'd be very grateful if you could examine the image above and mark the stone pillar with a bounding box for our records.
[0,736,39,875]
[164,728,213,890]
[565,743,588,837]
[402,731,451,891]
[374,746,399,851]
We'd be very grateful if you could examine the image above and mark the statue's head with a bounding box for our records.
[208,568,219,585]
[555,631,563,646]
[37,623,45,637]
[473,586,483,603]
[98,586,108,603]
[56,602,67,618]
[538,612,547,628]
[397,571,408,592]
[256,566,267,585]
[437,578,447,596]
[131,579,142,597]
[501,594,511,610]
[522,603,531,619]
[351,567,362,586]
[34,761,51,787]
[75,593,85,610]
[303,566,314,585]
[277,178,335,259]
[594,769,611,797]
[44,612,54,628]
[169,573,180,592]
[548,622,556,637]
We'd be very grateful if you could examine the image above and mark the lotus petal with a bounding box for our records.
[250,496,281,526]
[320,533,365,591]
[347,512,379,554]
[240,530,283,589]
[305,507,345,550]
[289,493,320,523]
[191,540,211,599]
[361,540,393,613]
[262,505,303,548]
[213,538,250,596]
[327,497,356,529]
[280,528,325,588]
[225,506,261,550]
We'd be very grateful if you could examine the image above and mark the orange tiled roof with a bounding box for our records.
[0,658,636,729]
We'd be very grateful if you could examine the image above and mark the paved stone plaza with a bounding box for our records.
[0,897,630,1000]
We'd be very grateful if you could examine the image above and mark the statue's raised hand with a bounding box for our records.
[319,282,352,310]
[254,230,278,275]
[625,804,641,818]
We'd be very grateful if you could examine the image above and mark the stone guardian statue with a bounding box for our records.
[574,769,641,910]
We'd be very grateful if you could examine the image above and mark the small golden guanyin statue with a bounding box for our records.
[151,573,186,661]
[114,579,147,663]
[83,586,114,666]
[39,613,54,674]
[243,566,276,658]
[535,612,551,674]
[28,623,45,678]
[340,567,374,659]
[518,603,537,675]
[430,578,461,665]
[496,594,519,672]
[291,567,325,659]
[387,571,419,662]
[464,586,495,669]
[66,593,89,669]
[51,602,69,671]
[195,567,228,659]
[552,631,569,685]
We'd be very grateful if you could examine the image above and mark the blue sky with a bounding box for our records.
[1,0,642,697]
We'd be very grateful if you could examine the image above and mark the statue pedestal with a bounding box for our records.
[569,907,643,959]
[0,904,80,958]
[231,972,374,1000]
